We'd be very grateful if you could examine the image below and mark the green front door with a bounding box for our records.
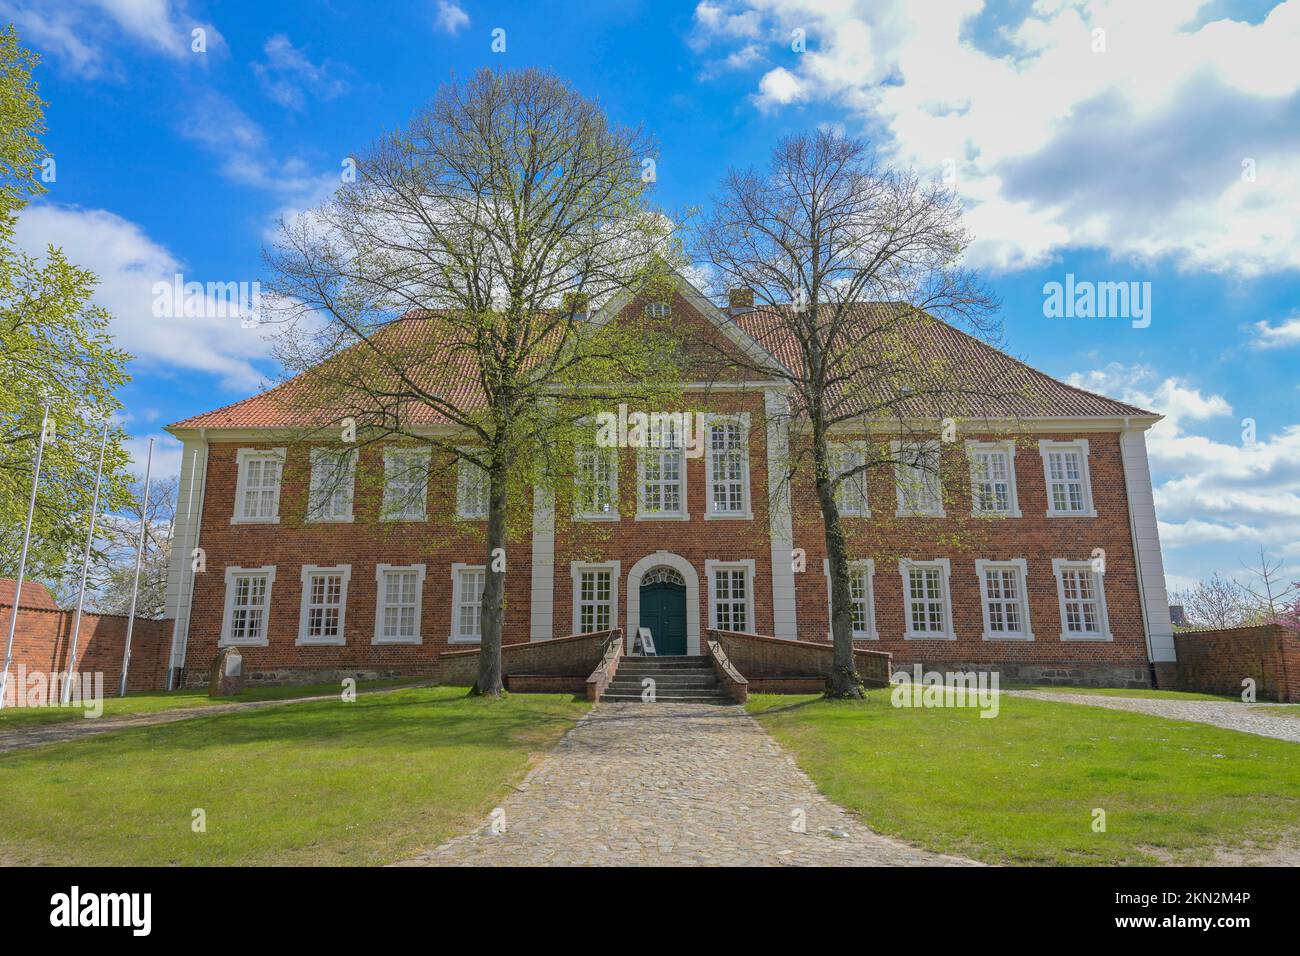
[639,581,687,656]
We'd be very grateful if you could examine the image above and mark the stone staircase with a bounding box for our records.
[600,655,736,704]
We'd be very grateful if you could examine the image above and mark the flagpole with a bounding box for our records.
[0,404,51,710]
[119,438,154,697]
[61,422,110,705]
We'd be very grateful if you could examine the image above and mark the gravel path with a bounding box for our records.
[1010,692,1300,744]
[400,701,977,867]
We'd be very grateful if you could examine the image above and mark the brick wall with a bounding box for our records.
[1175,625,1300,702]
[0,602,171,702]
[709,628,892,688]
[439,628,617,685]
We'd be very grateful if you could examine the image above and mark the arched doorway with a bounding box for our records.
[638,566,687,656]
[626,552,701,656]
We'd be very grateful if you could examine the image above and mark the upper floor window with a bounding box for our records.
[1039,440,1097,517]
[233,448,285,523]
[457,455,489,519]
[1053,559,1112,640]
[220,566,276,646]
[306,448,356,522]
[382,448,430,521]
[966,441,1020,517]
[975,559,1032,640]
[893,441,944,517]
[829,441,869,516]
[643,301,671,319]
[900,559,954,639]
[638,418,687,519]
[575,445,618,519]
[707,559,754,632]
[704,414,750,518]
[450,564,485,642]
[298,564,351,645]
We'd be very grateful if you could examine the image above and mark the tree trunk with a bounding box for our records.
[812,428,864,699]
[474,456,509,697]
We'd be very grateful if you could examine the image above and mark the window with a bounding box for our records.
[823,559,877,639]
[1040,440,1096,517]
[220,566,275,646]
[232,448,285,523]
[899,559,955,639]
[643,301,671,319]
[307,448,355,522]
[571,561,619,634]
[706,559,754,632]
[374,564,425,644]
[638,417,687,519]
[381,448,430,521]
[457,456,489,519]
[450,564,486,642]
[1053,559,1112,640]
[829,442,869,516]
[704,414,750,518]
[975,559,1032,640]
[966,441,1020,517]
[893,441,944,516]
[297,565,351,645]
[575,445,618,519]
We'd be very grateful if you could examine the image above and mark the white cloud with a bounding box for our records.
[252,34,349,110]
[434,1,470,35]
[176,92,319,195]
[696,0,1300,275]
[1067,362,1300,556]
[1252,314,1300,348]
[124,431,184,479]
[15,203,277,392]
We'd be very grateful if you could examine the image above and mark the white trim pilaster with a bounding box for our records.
[764,388,798,639]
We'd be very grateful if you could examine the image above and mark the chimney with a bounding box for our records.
[562,291,590,318]
[728,286,754,315]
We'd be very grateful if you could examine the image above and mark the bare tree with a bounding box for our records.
[1170,573,1259,630]
[1239,548,1300,624]
[692,129,1004,697]
[265,68,681,696]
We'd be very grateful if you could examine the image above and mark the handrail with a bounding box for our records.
[585,628,624,701]
[706,639,748,703]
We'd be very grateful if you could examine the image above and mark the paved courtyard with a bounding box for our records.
[401,701,976,867]
[1010,691,1300,743]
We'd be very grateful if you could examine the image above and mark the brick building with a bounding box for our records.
[162,270,1176,689]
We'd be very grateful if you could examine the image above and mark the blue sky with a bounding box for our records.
[6,0,1299,592]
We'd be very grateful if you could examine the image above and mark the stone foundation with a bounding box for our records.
[184,665,435,689]
[897,660,1153,689]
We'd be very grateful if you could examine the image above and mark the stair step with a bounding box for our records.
[600,692,735,704]
[606,677,719,688]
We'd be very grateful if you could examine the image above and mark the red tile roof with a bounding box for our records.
[169,301,1155,431]
[0,579,60,611]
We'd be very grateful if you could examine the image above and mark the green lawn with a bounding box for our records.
[0,678,427,730]
[747,691,1300,866]
[0,686,588,866]
[1003,683,1236,702]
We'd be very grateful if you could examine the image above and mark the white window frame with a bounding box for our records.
[574,444,619,521]
[306,448,356,523]
[374,563,425,645]
[636,418,689,520]
[822,558,878,639]
[965,441,1021,518]
[449,563,486,643]
[569,560,620,634]
[219,565,276,647]
[974,559,1033,641]
[381,447,430,521]
[892,440,945,517]
[1052,558,1113,641]
[829,441,870,517]
[703,413,752,519]
[456,453,490,520]
[1039,440,1097,517]
[643,301,671,319]
[705,559,756,632]
[296,564,352,646]
[898,558,955,640]
[232,448,286,524]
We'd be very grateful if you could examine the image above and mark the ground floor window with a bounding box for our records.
[451,564,485,642]
[298,565,351,645]
[823,559,877,638]
[221,566,276,646]
[571,561,620,634]
[975,559,1032,640]
[706,560,754,632]
[374,564,425,644]
[1053,559,1111,640]
[900,559,954,639]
